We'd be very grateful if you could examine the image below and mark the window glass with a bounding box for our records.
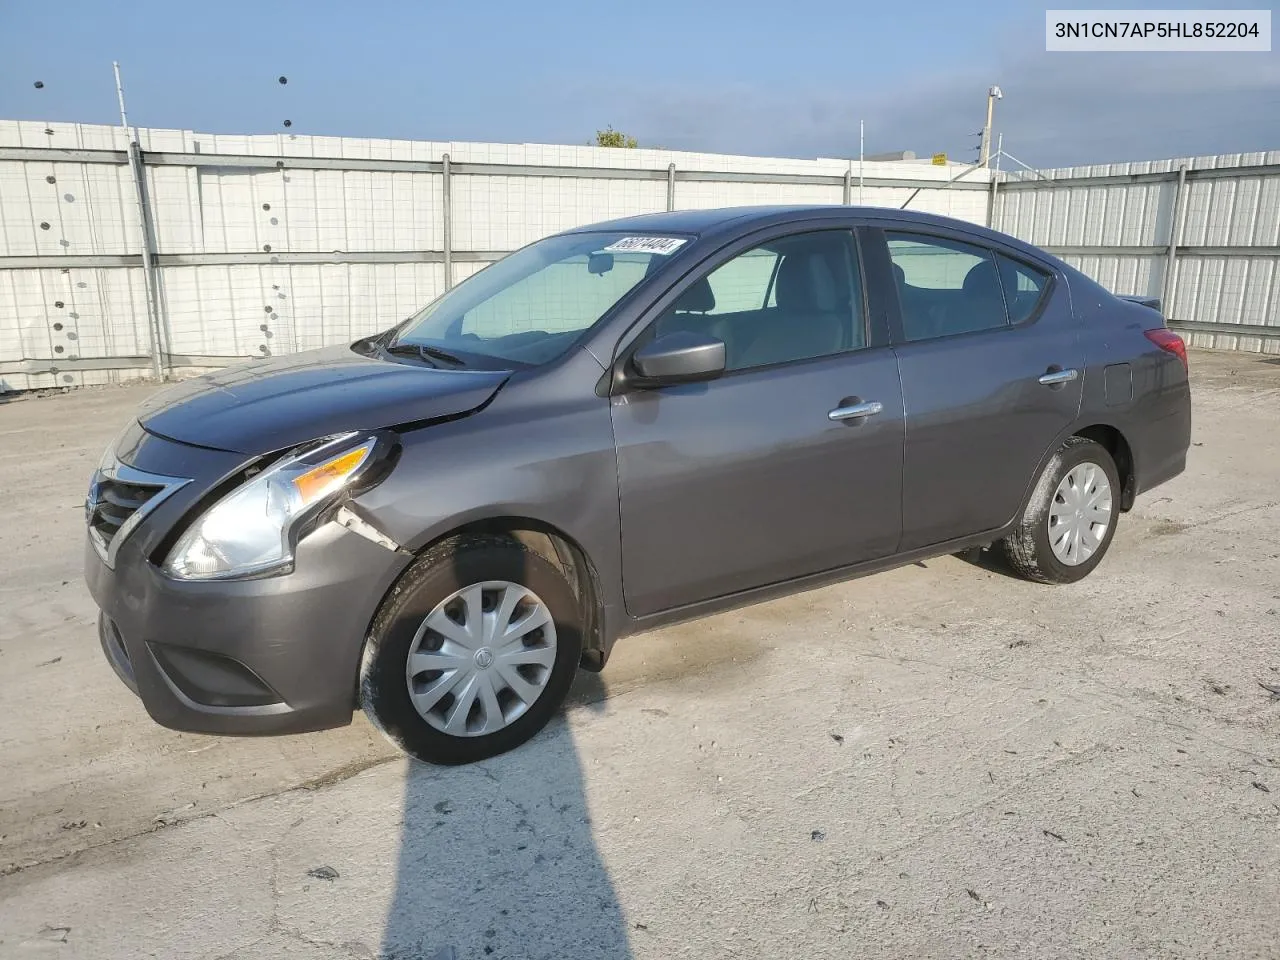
[653,231,863,371]
[703,248,780,314]
[394,232,684,366]
[995,253,1050,325]
[886,233,1009,341]
[460,254,649,338]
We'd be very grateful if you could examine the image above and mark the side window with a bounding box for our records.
[654,230,864,371]
[995,253,1050,325]
[886,232,1008,342]
[703,248,780,314]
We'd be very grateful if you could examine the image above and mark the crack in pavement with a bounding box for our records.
[848,648,1280,773]
[2,754,401,882]
[1,669,680,885]
[257,794,377,960]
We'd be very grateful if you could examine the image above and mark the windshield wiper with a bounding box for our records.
[384,341,466,367]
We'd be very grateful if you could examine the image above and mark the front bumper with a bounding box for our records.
[84,426,412,736]
[88,522,410,735]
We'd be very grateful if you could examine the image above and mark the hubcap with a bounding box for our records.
[404,581,557,737]
[1047,461,1113,566]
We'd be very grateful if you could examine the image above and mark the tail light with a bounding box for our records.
[1145,328,1187,372]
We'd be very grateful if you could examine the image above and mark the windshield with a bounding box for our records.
[388,232,691,365]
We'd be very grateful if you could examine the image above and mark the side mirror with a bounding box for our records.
[630,331,726,386]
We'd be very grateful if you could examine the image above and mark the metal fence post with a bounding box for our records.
[844,167,852,205]
[441,153,452,290]
[666,163,676,212]
[1162,164,1189,316]
[114,61,166,379]
[126,142,166,379]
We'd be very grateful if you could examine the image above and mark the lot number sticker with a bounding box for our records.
[602,236,688,255]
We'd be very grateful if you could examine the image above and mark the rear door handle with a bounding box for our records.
[1038,368,1079,386]
[828,400,883,422]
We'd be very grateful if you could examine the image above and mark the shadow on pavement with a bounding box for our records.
[379,672,632,960]
[951,543,1019,578]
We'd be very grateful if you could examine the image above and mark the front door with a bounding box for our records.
[878,228,1084,550]
[611,227,905,617]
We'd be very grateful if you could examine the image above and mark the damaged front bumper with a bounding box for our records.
[84,424,412,736]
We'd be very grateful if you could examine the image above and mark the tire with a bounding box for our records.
[999,436,1121,585]
[360,534,583,764]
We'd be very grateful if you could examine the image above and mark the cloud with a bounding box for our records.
[628,52,1280,169]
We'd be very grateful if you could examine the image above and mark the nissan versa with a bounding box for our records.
[85,206,1192,764]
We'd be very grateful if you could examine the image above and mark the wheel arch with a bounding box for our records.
[368,515,608,673]
[1071,423,1136,511]
[1013,419,1138,530]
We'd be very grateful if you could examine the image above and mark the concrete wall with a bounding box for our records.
[0,121,989,392]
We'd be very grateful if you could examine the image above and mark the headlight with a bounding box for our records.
[164,433,383,580]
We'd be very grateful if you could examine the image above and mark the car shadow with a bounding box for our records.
[378,540,632,960]
[950,544,1019,578]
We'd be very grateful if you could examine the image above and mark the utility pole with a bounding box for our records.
[113,61,166,380]
[979,85,1002,167]
[112,61,132,136]
[858,119,864,205]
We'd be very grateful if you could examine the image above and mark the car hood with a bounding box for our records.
[137,344,510,456]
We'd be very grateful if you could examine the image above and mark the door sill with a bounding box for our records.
[621,526,1013,639]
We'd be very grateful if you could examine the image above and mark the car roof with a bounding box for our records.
[565,204,1003,241]
[565,205,1037,253]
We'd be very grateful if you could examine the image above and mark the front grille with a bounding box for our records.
[88,476,161,551]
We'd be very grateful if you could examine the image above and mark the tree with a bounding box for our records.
[594,126,638,149]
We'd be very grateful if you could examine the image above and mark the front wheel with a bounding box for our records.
[999,437,1121,585]
[360,534,583,764]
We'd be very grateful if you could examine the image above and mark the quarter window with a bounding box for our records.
[653,231,864,371]
[887,233,1009,341]
[996,253,1050,325]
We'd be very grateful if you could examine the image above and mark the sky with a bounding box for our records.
[1,0,1277,169]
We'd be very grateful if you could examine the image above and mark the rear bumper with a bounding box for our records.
[86,521,411,736]
[1133,375,1192,498]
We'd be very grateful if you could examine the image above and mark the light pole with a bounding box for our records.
[980,85,1003,168]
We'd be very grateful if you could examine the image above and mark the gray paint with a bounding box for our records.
[613,346,904,616]
[1104,364,1133,406]
[630,330,726,383]
[136,344,509,456]
[84,205,1191,737]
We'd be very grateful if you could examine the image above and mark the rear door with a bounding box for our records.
[873,226,1083,550]
[611,225,905,617]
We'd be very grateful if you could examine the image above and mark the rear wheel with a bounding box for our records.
[999,436,1120,584]
[360,534,582,764]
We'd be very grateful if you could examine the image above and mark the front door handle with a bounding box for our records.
[1038,368,1079,386]
[828,400,883,422]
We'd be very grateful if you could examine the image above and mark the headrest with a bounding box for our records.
[776,252,837,312]
[674,276,715,313]
[962,259,1003,299]
[892,263,906,288]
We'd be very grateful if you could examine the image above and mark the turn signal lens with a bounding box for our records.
[292,445,373,504]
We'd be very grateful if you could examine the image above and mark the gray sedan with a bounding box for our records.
[85,206,1191,764]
